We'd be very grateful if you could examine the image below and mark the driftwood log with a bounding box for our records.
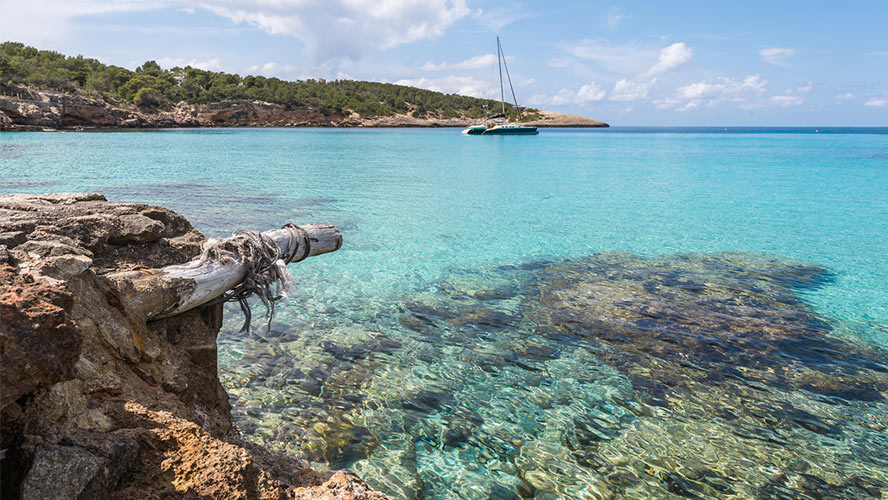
[108,224,341,320]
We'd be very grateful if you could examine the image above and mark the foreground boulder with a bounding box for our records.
[0,193,386,499]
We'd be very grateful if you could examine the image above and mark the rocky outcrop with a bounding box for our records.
[0,90,346,130]
[345,109,608,128]
[0,89,607,130]
[0,90,152,130]
[180,101,347,127]
[520,109,609,127]
[0,193,387,499]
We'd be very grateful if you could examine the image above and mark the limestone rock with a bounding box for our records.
[0,231,27,248]
[41,254,94,280]
[0,96,58,127]
[15,239,91,258]
[108,213,165,244]
[20,445,106,500]
[0,108,12,129]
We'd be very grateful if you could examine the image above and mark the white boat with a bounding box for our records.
[462,37,538,136]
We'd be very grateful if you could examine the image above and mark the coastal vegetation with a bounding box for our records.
[0,42,541,121]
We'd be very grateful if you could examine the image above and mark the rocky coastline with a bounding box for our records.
[0,89,608,131]
[0,193,387,499]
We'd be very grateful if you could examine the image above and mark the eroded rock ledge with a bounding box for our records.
[0,89,608,130]
[0,193,386,499]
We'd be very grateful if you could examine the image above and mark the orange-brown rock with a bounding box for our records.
[0,268,81,410]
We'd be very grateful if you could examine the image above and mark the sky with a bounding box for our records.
[2,0,887,125]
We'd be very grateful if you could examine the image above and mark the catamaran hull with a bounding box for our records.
[482,127,538,135]
[461,125,539,135]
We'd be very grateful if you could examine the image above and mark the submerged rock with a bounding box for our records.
[519,252,888,497]
[528,252,887,407]
[0,193,386,499]
[380,252,888,498]
[210,244,887,497]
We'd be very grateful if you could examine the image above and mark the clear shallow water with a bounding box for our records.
[2,127,887,498]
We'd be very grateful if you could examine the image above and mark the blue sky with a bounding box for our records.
[3,0,887,125]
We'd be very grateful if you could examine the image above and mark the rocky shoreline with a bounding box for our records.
[0,193,387,499]
[0,89,608,131]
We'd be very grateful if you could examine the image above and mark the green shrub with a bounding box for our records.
[0,41,541,118]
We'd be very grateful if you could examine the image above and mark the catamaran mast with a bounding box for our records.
[500,41,522,119]
[497,36,506,117]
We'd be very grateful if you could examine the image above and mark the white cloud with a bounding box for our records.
[643,42,693,76]
[0,0,163,45]
[246,61,354,80]
[472,6,534,31]
[250,61,302,77]
[529,82,606,107]
[770,94,805,106]
[607,8,626,29]
[656,74,768,110]
[393,75,495,98]
[577,83,606,102]
[547,58,571,68]
[609,78,654,102]
[421,53,512,71]
[2,0,470,65]
[768,82,811,106]
[836,92,855,100]
[567,39,658,74]
[759,47,796,66]
[677,75,766,99]
[189,0,470,62]
[156,57,224,71]
[526,94,546,106]
[549,89,576,106]
[865,96,888,107]
[567,40,692,78]
[605,42,692,102]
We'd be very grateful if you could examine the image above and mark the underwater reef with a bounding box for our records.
[221,252,888,499]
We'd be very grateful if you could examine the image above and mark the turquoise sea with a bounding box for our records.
[2,127,887,498]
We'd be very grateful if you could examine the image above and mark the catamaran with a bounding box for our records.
[462,37,538,135]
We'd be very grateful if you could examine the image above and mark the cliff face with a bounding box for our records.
[0,193,386,499]
[0,89,608,130]
[0,89,348,130]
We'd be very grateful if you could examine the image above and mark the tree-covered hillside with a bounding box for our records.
[0,42,540,120]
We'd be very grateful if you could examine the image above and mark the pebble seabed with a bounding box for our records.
[218,252,888,499]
